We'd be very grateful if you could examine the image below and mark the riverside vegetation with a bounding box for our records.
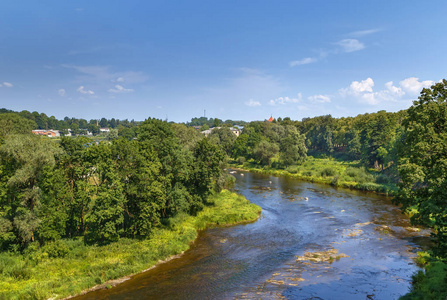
[1,80,447,299]
[0,190,260,299]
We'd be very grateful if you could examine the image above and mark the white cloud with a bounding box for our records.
[385,81,404,97]
[361,93,378,105]
[350,78,374,93]
[62,64,148,85]
[336,39,365,53]
[245,98,261,107]
[339,78,377,105]
[3,82,13,87]
[108,84,134,93]
[289,57,317,67]
[399,77,435,96]
[269,93,302,105]
[339,77,437,106]
[308,94,331,103]
[77,86,94,95]
[348,28,381,38]
[58,89,66,96]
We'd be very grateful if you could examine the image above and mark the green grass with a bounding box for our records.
[231,156,397,195]
[0,190,261,300]
[400,260,447,300]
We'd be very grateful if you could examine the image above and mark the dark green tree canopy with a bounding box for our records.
[395,79,447,259]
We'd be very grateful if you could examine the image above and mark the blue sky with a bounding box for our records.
[0,1,446,123]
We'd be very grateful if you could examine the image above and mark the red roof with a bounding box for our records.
[268,116,274,122]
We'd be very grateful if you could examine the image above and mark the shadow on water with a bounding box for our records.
[75,170,429,300]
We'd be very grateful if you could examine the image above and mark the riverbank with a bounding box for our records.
[230,156,397,195]
[0,190,261,300]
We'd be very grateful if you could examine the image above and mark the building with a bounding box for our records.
[201,126,241,137]
[100,128,110,133]
[32,129,60,137]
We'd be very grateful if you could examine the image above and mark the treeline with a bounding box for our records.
[202,110,403,177]
[0,117,225,251]
[0,108,139,136]
[186,116,246,129]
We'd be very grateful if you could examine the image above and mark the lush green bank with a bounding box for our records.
[231,156,397,196]
[401,258,447,299]
[0,190,261,300]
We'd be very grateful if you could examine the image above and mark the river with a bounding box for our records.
[75,171,429,299]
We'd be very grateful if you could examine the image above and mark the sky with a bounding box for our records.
[0,1,446,123]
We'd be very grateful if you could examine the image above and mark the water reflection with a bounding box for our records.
[75,170,429,300]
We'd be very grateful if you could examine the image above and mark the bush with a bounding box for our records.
[302,170,314,177]
[285,165,300,174]
[320,167,337,177]
[344,167,375,184]
[42,240,69,258]
[237,156,246,164]
[331,175,340,186]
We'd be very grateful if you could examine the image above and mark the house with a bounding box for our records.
[32,129,60,137]
[100,128,110,133]
[201,126,241,137]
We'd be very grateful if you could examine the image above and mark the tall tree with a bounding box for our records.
[395,79,447,259]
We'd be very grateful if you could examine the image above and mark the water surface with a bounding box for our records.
[76,171,429,299]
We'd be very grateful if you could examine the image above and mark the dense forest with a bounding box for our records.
[0,116,227,250]
[0,80,446,298]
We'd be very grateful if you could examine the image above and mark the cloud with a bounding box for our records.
[62,64,148,87]
[336,39,365,53]
[384,81,404,97]
[339,78,377,105]
[289,58,317,67]
[308,94,331,103]
[77,86,94,95]
[399,77,435,95]
[245,98,261,107]
[339,77,436,106]
[2,82,13,87]
[108,84,134,93]
[360,93,378,105]
[348,28,381,38]
[350,78,374,93]
[269,93,302,105]
[58,89,66,96]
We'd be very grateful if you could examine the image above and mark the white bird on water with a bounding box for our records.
[304,197,309,201]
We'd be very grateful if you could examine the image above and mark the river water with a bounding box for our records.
[76,171,429,299]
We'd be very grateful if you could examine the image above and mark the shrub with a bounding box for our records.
[285,165,300,174]
[344,167,375,184]
[42,240,69,258]
[320,167,337,177]
[237,156,246,164]
[302,170,314,177]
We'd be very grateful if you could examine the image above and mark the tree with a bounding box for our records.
[280,126,307,166]
[0,135,62,246]
[0,113,36,142]
[253,140,279,166]
[209,127,236,156]
[395,79,447,259]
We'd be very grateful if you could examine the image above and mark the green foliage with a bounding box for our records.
[395,79,447,259]
[0,190,260,299]
[253,140,279,166]
[344,167,375,184]
[401,261,447,300]
[279,126,307,166]
[320,167,337,177]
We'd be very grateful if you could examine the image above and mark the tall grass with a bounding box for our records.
[231,156,397,195]
[0,190,261,300]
